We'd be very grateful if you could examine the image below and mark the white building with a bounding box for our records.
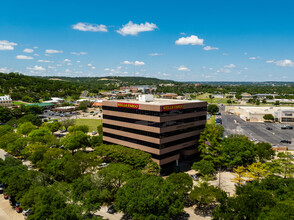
[0,95,12,107]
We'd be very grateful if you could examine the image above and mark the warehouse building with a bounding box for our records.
[102,95,207,166]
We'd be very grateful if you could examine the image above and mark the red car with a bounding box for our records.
[3,192,8,199]
[16,206,22,213]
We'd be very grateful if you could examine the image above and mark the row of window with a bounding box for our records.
[103,123,205,139]
[103,105,207,117]
[103,114,206,128]
[103,132,199,149]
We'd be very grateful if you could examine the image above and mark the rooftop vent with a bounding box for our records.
[138,94,154,102]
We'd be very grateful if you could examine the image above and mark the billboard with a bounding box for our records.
[117,102,139,109]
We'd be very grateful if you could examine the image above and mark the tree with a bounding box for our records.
[255,142,274,162]
[0,107,13,123]
[22,143,49,164]
[0,125,13,137]
[97,124,103,136]
[17,114,42,126]
[7,137,28,156]
[61,131,90,154]
[198,124,224,167]
[256,99,260,105]
[274,100,280,106]
[192,160,216,176]
[45,121,61,134]
[245,162,271,182]
[61,119,75,131]
[207,104,219,115]
[209,95,214,103]
[263,114,274,121]
[268,152,294,178]
[17,122,36,136]
[115,175,184,219]
[231,166,246,186]
[68,125,89,133]
[189,182,223,216]
[165,172,193,195]
[28,128,52,143]
[227,100,232,104]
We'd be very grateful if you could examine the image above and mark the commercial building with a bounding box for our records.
[102,95,207,166]
[225,106,294,123]
[0,95,12,107]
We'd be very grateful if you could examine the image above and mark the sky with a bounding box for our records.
[0,0,294,81]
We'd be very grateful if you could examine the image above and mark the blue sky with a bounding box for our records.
[0,0,294,81]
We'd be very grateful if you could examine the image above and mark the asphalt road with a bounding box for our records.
[219,105,294,150]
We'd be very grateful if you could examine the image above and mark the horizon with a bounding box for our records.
[1,0,294,81]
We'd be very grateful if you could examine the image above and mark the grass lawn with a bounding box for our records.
[75,119,102,132]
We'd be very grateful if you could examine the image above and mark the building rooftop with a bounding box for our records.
[104,98,205,106]
[0,95,12,101]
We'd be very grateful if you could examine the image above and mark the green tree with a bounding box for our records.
[198,124,224,167]
[255,142,274,162]
[165,172,193,195]
[0,107,13,123]
[263,114,274,121]
[207,104,219,115]
[45,121,61,134]
[28,128,52,143]
[0,124,13,137]
[61,131,90,154]
[268,152,294,178]
[61,119,75,131]
[192,160,216,176]
[17,122,36,136]
[115,175,184,220]
[7,137,28,156]
[189,182,223,216]
[97,124,103,136]
[68,125,89,133]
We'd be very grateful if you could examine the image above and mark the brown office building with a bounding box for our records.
[102,95,207,166]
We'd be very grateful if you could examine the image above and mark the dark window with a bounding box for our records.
[103,123,205,138]
[103,132,199,149]
[103,114,206,128]
[102,105,207,117]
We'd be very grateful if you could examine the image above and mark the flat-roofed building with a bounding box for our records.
[102,95,207,166]
[0,95,12,107]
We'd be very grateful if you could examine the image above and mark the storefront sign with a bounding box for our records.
[162,104,184,111]
[117,102,139,109]
[285,113,293,116]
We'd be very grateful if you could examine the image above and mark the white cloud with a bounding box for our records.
[27,65,46,71]
[149,53,163,56]
[222,53,228,56]
[48,66,56,69]
[65,69,71,73]
[33,46,38,49]
[177,65,190,71]
[0,67,11,73]
[23,48,34,53]
[64,59,71,62]
[72,22,108,32]
[134,61,145,66]
[175,35,204,45]
[180,32,186,35]
[203,46,219,51]
[249,57,256,60]
[117,21,158,36]
[88,63,92,66]
[71,52,88,55]
[45,49,63,54]
[117,66,122,69]
[0,40,17,50]
[224,64,236,68]
[16,55,34,60]
[104,68,110,71]
[91,66,96,69]
[38,60,51,63]
[121,60,145,66]
[275,59,294,67]
[266,60,275,63]
[76,61,80,63]
[67,63,72,66]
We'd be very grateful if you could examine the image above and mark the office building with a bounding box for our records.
[102,95,207,166]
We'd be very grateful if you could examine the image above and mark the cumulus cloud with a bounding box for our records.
[249,57,256,60]
[203,46,219,51]
[117,21,158,36]
[104,68,110,71]
[121,60,145,66]
[177,65,190,71]
[72,22,108,32]
[16,55,34,60]
[266,60,275,63]
[88,63,92,66]
[224,64,236,68]
[38,60,52,63]
[45,49,63,54]
[64,59,71,62]
[23,48,34,53]
[0,67,11,73]
[27,65,46,71]
[175,35,204,45]
[0,40,17,50]
[275,59,294,67]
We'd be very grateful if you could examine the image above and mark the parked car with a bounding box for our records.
[3,191,8,199]
[97,163,109,169]
[15,202,22,213]
[280,140,292,144]
[266,127,273,130]
[22,208,32,216]
[92,131,97,135]
[190,174,199,181]
[60,129,67,133]
[0,183,6,193]
[287,126,293,129]
[107,205,116,214]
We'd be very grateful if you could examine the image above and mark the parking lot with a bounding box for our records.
[219,105,294,150]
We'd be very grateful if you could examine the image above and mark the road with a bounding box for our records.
[219,105,294,150]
